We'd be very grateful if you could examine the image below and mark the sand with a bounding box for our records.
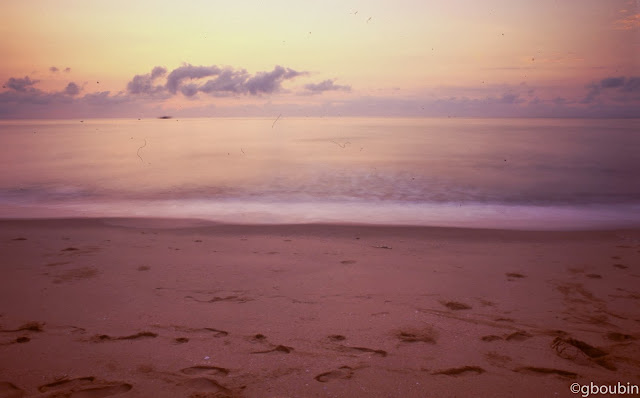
[0,218,639,398]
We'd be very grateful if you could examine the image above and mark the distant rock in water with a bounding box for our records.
[158,116,172,119]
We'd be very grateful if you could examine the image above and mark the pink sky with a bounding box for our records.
[1,0,638,118]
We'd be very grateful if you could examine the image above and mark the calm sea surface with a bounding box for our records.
[0,117,638,229]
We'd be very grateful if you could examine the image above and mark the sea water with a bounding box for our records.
[0,117,638,229]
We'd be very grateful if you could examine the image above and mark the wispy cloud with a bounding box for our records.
[614,12,640,30]
[303,79,351,94]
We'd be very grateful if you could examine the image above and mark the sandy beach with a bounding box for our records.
[1,218,639,397]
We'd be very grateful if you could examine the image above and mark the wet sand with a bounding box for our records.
[0,218,639,397]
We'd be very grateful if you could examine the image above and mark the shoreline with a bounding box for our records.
[2,215,640,232]
[2,200,640,233]
[1,217,639,397]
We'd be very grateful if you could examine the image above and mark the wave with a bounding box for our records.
[1,197,639,230]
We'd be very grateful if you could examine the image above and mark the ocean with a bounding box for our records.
[0,117,638,229]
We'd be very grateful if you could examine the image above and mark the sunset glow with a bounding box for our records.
[1,0,638,118]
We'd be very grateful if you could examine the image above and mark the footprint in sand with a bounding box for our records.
[168,365,239,397]
[326,334,386,356]
[38,377,132,397]
[506,272,526,279]
[0,336,30,346]
[46,261,71,267]
[514,367,577,379]
[180,366,230,377]
[484,352,513,368]
[252,344,294,354]
[0,322,44,346]
[395,327,438,344]
[0,381,25,398]
[336,345,387,357]
[0,322,44,333]
[480,329,533,343]
[551,336,616,370]
[167,326,229,338]
[432,366,485,376]
[247,333,294,354]
[314,366,354,382]
[605,332,636,342]
[185,295,254,304]
[90,331,157,342]
[181,377,231,395]
[504,331,533,342]
[52,267,99,284]
[440,301,472,310]
[554,337,604,357]
[351,346,387,356]
[59,246,101,256]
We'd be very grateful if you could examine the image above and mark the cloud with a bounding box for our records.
[64,82,80,96]
[0,86,72,107]
[583,76,640,103]
[600,77,625,88]
[198,68,250,95]
[553,97,568,105]
[5,76,39,92]
[82,91,129,106]
[8,63,635,119]
[140,64,307,97]
[126,66,168,96]
[304,79,351,94]
[498,92,523,104]
[165,64,221,94]
[1,77,98,108]
[180,83,199,97]
[1,63,319,118]
[49,66,59,73]
[244,66,305,95]
[621,76,640,93]
[614,12,640,30]
[150,66,166,79]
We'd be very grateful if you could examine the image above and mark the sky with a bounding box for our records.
[0,0,638,118]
